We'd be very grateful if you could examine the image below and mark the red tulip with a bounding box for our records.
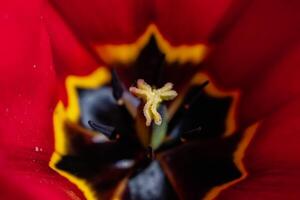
[1,0,300,199]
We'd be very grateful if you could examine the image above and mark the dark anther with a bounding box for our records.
[184,80,210,110]
[146,146,155,160]
[111,68,124,104]
[181,126,203,139]
[88,120,117,139]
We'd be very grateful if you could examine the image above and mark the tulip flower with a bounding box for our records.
[1,0,300,200]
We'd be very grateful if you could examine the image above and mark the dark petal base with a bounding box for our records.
[56,37,242,200]
[158,134,242,200]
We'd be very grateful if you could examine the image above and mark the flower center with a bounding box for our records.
[50,29,245,200]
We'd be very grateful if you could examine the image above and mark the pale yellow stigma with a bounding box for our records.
[130,79,177,126]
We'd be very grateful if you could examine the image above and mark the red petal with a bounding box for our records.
[206,0,300,88]
[48,0,152,44]
[0,0,55,154]
[154,0,234,44]
[218,97,300,199]
[0,0,83,198]
[45,3,100,80]
[0,155,73,200]
[238,42,300,127]
[45,2,102,104]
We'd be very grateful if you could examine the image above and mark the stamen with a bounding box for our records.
[111,69,139,117]
[184,80,209,110]
[111,69,124,105]
[146,146,154,160]
[130,79,177,126]
[88,120,116,139]
[181,126,202,139]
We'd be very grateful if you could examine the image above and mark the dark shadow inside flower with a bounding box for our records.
[78,86,135,137]
[114,36,202,91]
[54,36,244,200]
[124,161,179,200]
[55,121,141,199]
[168,84,233,140]
[158,134,242,200]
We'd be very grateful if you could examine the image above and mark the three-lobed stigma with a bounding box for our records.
[130,79,177,126]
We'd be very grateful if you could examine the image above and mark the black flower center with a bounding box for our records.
[54,35,244,200]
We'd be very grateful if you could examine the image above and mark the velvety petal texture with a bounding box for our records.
[207,0,300,87]
[219,97,300,200]
[154,0,234,44]
[0,0,85,198]
[49,0,152,44]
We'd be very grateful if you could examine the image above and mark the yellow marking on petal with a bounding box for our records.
[130,80,177,126]
[203,122,260,200]
[50,67,111,200]
[112,178,129,200]
[95,24,209,65]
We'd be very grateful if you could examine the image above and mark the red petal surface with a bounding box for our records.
[238,42,300,127]
[44,2,101,104]
[205,0,300,127]
[48,0,152,45]
[154,0,234,44]
[206,0,300,88]
[2,0,300,199]
[0,0,84,198]
[218,97,300,200]
[45,3,100,80]
[0,154,72,200]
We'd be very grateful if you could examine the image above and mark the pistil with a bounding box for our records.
[130,79,177,126]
